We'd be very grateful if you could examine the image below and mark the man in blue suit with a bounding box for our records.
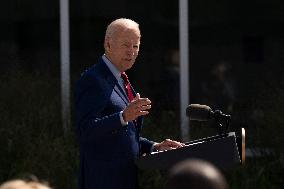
[75,18,184,189]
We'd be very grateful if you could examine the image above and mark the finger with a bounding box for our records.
[171,142,184,148]
[140,105,151,111]
[164,139,172,142]
[165,140,184,148]
[137,110,149,116]
[174,143,184,148]
[130,97,150,106]
[134,93,140,100]
[135,98,151,106]
[130,97,138,103]
[165,143,179,148]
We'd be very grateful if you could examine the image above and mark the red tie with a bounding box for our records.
[121,72,135,101]
[121,72,138,126]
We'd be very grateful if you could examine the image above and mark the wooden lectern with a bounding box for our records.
[136,132,241,171]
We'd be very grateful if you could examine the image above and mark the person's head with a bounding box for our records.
[0,179,52,189]
[104,18,141,72]
[165,159,228,189]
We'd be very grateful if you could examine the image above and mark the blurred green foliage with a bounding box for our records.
[0,64,78,188]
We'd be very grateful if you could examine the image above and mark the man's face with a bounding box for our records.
[106,28,140,72]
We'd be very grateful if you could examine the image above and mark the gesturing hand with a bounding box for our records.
[122,93,151,122]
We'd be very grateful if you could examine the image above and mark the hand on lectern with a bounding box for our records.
[153,139,185,152]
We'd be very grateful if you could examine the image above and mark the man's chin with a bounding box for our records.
[125,62,135,70]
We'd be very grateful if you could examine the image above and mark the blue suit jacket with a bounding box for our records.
[75,58,154,189]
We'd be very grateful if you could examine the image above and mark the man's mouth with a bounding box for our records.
[124,58,132,62]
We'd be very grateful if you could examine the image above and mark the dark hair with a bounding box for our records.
[165,159,228,189]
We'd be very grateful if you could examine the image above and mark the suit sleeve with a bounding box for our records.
[139,137,155,155]
[75,75,122,143]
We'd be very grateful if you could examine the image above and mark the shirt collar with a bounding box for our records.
[102,54,121,81]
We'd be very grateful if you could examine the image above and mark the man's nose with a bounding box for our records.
[126,47,135,56]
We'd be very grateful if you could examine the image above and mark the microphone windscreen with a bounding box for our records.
[186,104,213,121]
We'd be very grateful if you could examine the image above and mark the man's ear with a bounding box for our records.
[106,42,110,50]
[104,38,111,51]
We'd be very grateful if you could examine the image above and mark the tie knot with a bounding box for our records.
[121,72,129,84]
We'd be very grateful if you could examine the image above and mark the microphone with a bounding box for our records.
[186,104,231,122]
[186,104,213,121]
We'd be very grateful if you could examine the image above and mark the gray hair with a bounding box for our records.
[105,18,140,40]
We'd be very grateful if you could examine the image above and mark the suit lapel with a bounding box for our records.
[113,82,129,105]
[98,58,129,105]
